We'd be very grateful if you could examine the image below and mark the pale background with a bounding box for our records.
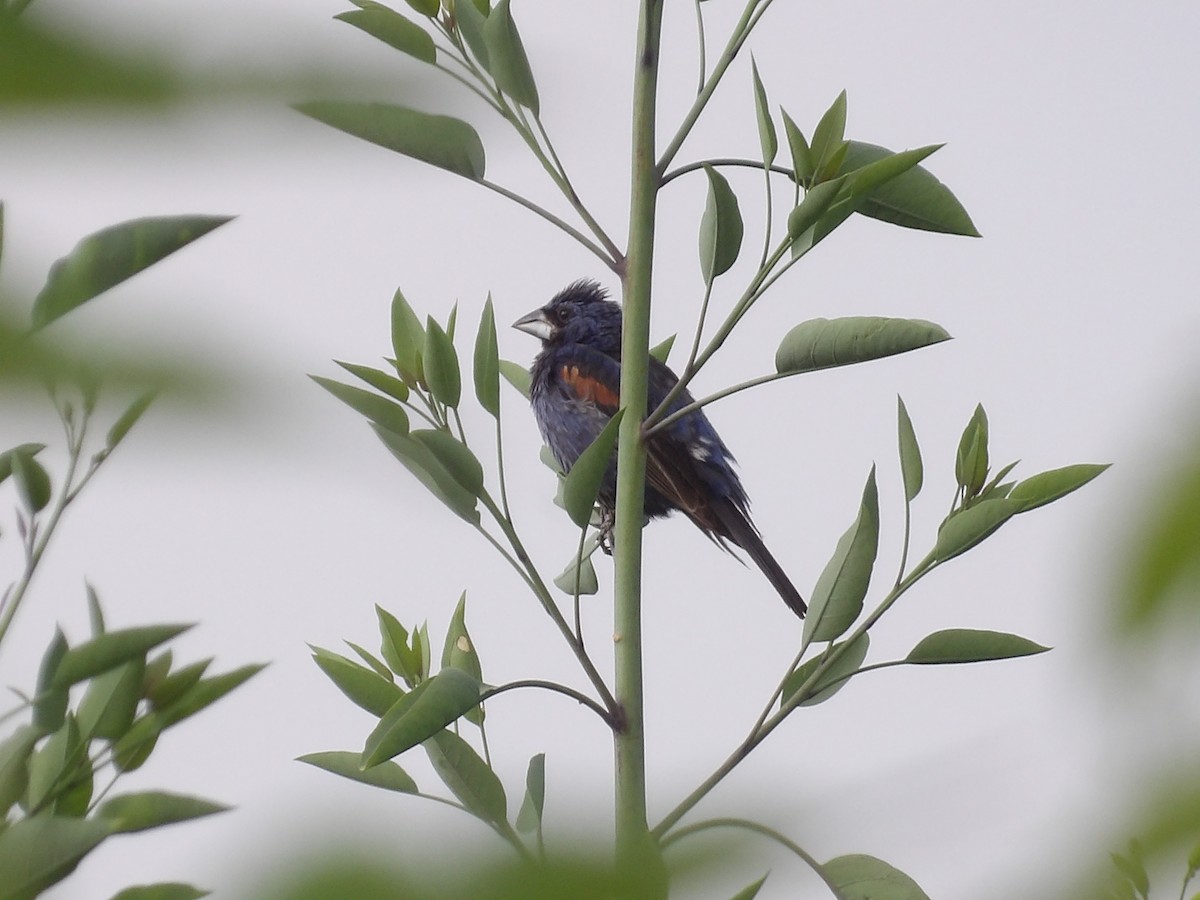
[2,1,1198,898]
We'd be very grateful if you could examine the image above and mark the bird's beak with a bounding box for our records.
[512,308,553,341]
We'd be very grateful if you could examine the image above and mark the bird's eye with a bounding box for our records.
[552,307,570,325]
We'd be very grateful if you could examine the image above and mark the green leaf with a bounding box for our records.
[786,177,844,253]
[783,633,870,707]
[335,6,436,63]
[0,726,40,818]
[842,145,942,205]
[50,624,192,689]
[34,628,69,732]
[809,90,847,181]
[0,443,46,485]
[729,874,769,900]
[146,658,211,711]
[554,554,598,596]
[362,668,481,767]
[375,427,480,523]
[377,605,423,687]
[312,647,405,717]
[823,853,931,899]
[298,751,417,794]
[499,359,531,399]
[483,0,539,113]
[409,430,483,495]
[96,791,228,834]
[954,404,990,499]
[905,629,1050,665]
[474,296,501,417]
[698,164,744,285]
[782,109,812,184]
[934,498,1023,563]
[842,141,980,236]
[776,317,951,375]
[77,658,145,740]
[897,396,923,502]
[345,641,394,682]
[31,216,232,330]
[454,0,490,69]
[649,334,675,364]
[335,361,409,402]
[424,729,507,826]
[750,59,777,165]
[561,409,624,529]
[0,203,5,270]
[1009,463,1109,513]
[0,814,112,898]
[401,0,439,15]
[390,287,426,383]
[295,102,485,180]
[515,752,545,833]
[86,583,106,636]
[440,593,483,720]
[803,468,879,643]
[106,393,155,450]
[108,883,210,900]
[27,716,85,811]
[11,451,52,513]
[1111,849,1150,897]
[423,316,461,407]
[311,376,409,435]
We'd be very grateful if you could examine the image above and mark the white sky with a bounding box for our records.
[3,1,1199,898]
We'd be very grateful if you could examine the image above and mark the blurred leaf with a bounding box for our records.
[33,628,69,732]
[295,102,485,180]
[0,726,39,818]
[649,334,675,364]
[0,813,112,898]
[499,359,531,399]
[77,658,145,740]
[86,583,106,636]
[312,647,404,717]
[390,288,426,383]
[729,874,769,900]
[454,0,491,69]
[955,404,989,499]
[905,629,1050,665]
[0,202,5,268]
[96,791,228,834]
[409,430,484,495]
[783,633,870,707]
[312,376,410,435]
[483,0,539,113]
[32,216,233,330]
[698,164,744,285]
[750,59,777,165]
[1110,849,1150,897]
[335,6,436,64]
[106,392,155,450]
[809,90,847,180]
[933,498,1022,563]
[842,141,980,236]
[782,108,812,185]
[401,0,440,15]
[424,729,507,826]
[823,853,931,899]
[11,450,52,513]
[336,361,410,402]
[423,316,461,408]
[474,296,501,417]
[0,443,45,485]
[147,658,211,711]
[515,752,545,833]
[554,554,598,596]
[298,751,417,794]
[374,426,480,523]
[897,396,923,502]
[776,316,951,375]
[561,410,624,529]
[804,468,879,643]
[50,624,191,688]
[27,716,84,811]
[1009,463,1109,513]
[108,884,209,900]
[377,605,423,687]
[362,668,481,767]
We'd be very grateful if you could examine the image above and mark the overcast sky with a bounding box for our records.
[3,2,1199,898]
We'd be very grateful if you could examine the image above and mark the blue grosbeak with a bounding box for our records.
[514,280,806,618]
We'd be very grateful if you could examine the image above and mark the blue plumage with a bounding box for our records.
[514,280,806,618]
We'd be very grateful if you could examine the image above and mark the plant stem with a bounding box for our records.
[613,0,664,884]
[478,679,614,726]
[478,179,618,270]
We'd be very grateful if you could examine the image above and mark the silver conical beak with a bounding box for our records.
[512,308,553,341]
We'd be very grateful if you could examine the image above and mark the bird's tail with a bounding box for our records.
[714,502,807,618]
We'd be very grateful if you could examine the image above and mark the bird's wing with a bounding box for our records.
[552,345,622,416]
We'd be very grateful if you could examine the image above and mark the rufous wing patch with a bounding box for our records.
[560,365,620,409]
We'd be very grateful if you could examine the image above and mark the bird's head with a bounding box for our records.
[513,279,622,353]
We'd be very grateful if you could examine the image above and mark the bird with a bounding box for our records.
[513,279,806,618]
